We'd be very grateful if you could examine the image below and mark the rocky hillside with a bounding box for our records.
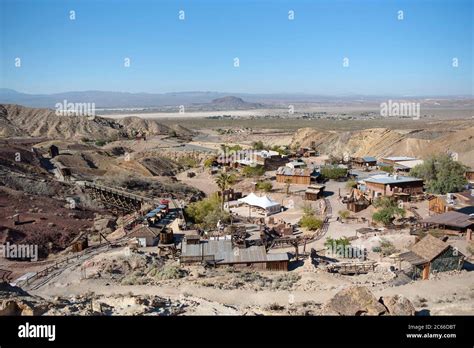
[0,104,179,140]
[292,126,474,167]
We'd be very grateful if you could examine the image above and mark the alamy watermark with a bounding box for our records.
[0,242,38,262]
[380,99,420,120]
[326,242,366,259]
[55,99,96,116]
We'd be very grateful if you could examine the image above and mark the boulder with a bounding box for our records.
[380,295,416,316]
[323,286,387,316]
[93,216,116,232]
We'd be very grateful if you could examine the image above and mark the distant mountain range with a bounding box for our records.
[0,88,472,110]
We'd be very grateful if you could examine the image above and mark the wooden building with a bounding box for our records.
[128,225,160,247]
[429,191,474,215]
[276,166,319,185]
[361,174,424,201]
[465,169,474,184]
[350,156,377,168]
[305,185,325,201]
[421,211,474,234]
[379,156,417,167]
[180,239,289,271]
[400,234,465,280]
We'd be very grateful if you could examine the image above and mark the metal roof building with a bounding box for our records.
[180,239,289,270]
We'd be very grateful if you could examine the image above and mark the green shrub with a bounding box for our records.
[242,165,265,177]
[380,165,394,173]
[338,210,350,219]
[299,215,323,231]
[321,167,348,180]
[203,157,215,168]
[177,156,199,168]
[378,239,398,256]
[185,194,230,229]
[152,265,187,280]
[252,141,265,150]
[346,179,357,189]
[256,181,273,192]
[95,139,107,147]
[372,197,406,225]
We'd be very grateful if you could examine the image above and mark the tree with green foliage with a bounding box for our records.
[271,145,289,156]
[321,167,348,180]
[185,194,230,229]
[410,154,467,194]
[252,140,265,150]
[256,181,273,192]
[242,165,265,178]
[372,197,406,225]
[215,172,236,209]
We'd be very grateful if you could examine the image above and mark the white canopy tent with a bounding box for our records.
[238,193,281,215]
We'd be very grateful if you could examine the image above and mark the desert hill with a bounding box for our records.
[0,104,189,140]
[292,126,474,167]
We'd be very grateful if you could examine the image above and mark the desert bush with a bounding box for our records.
[252,141,266,150]
[153,265,187,280]
[380,165,394,173]
[321,167,348,180]
[242,165,265,177]
[346,179,357,189]
[299,215,323,230]
[466,242,474,256]
[338,210,350,219]
[256,181,273,192]
[379,238,398,256]
[177,156,199,169]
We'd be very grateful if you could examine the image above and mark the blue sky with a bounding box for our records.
[1,0,472,96]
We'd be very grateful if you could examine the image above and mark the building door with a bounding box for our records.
[138,238,147,248]
[422,263,430,280]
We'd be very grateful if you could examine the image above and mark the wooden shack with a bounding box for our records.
[400,234,465,280]
[421,211,474,234]
[276,166,319,185]
[185,234,201,245]
[350,156,377,168]
[305,185,325,201]
[180,239,289,271]
[429,191,474,215]
[128,225,159,247]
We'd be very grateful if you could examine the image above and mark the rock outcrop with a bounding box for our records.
[323,286,416,316]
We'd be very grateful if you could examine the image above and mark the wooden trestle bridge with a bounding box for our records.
[82,181,153,213]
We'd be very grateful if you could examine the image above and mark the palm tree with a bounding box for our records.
[215,172,235,210]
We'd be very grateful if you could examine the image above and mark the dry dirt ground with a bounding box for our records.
[29,246,474,315]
